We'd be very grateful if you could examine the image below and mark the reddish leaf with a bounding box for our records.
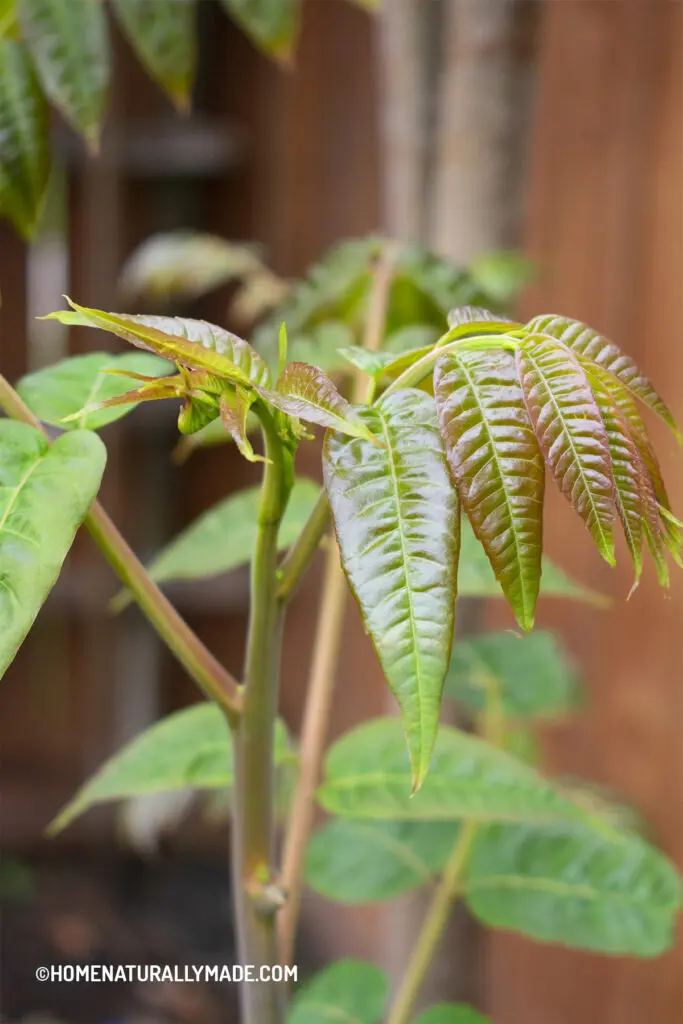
[219,390,265,464]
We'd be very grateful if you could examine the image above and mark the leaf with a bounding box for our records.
[469,251,536,306]
[317,718,586,824]
[113,0,196,112]
[18,0,110,147]
[435,348,544,631]
[336,347,397,377]
[0,421,106,677]
[48,703,292,834]
[305,819,461,903]
[464,820,682,957]
[416,1006,490,1024]
[171,413,258,464]
[17,352,172,430]
[259,362,377,443]
[0,37,50,238]
[111,478,321,612]
[517,334,616,565]
[445,630,581,721]
[323,390,459,789]
[526,314,681,445]
[287,959,387,1024]
[219,389,263,463]
[447,306,516,330]
[221,0,301,63]
[0,0,18,39]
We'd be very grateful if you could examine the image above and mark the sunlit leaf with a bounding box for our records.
[324,390,459,789]
[0,422,106,677]
[435,348,544,630]
[260,362,376,443]
[416,1006,490,1024]
[221,0,301,62]
[287,959,387,1024]
[113,0,196,112]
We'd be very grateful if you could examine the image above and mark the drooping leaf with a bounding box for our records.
[171,412,258,464]
[48,703,292,834]
[445,630,581,721]
[526,314,681,445]
[464,820,682,958]
[0,37,50,238]
[111,478,321,611]
[517,334,616,565]
[218,389,263,463]
[305,819,461,904]
[0,422,106,677]
[259,362,377,443]
[287,959,387,1024]
[435,348,544,630]
[324,390,460,789]
[416,1006,490,1024]
[221,0,301,63]
[113,0,196,112]
[18,0,110,148]
[317,718,585,824]
[17,352,172,430]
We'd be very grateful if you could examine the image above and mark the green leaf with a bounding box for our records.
[0,421,106,677]
[259,362,377,443]
[464,820,682,957]
[445,630,581,721]
[18,0,110,148]
[0,36,49,239]
[469,251,535,306]
[416,1006,490,1024]
[517,334,616,565]
[112,478,321,612]
[221,0,300,62]
[17,352,172,430]
[317,718,585,824]
[287,959,387,1024]
[435,348,544,630]
[324,390,460,790]
[336,347,397,377]
[305,819,461,903]
[48,702,292,834]
[0,0,18,38]
[218,389,263,463]
[447,306,516,330]
[526,314,681,445]
[113,0,196,112]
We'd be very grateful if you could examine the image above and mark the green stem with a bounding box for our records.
[386,822,478,1024]
[276,491,330,603]
[0,375,242,725]
[231,406,289,1024]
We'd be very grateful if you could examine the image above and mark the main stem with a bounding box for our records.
[231,407,289,1024]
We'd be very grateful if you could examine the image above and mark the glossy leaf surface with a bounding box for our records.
[416,1007,490,1024]
[18,0,109,146]
[49,704,292,834]
[517,335,616,564]
[435,348,544,630]
[0,422,106,677]
[324,389,460,789]
[113,0,196,111]
[317,718,584,823]
[287,959,387,1024]
[0,37,49,238]
[465,820,682,957]
[261,362,376,442]
[305,819,461,903]
[221,0,300,62]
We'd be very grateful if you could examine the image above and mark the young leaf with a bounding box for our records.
[48,704,292,835]
[259,362,377,443]
[0,422,106,678]
[527,314,681,445]
[18,0,110,148]
[465,820,682,958]
[17,352,172,430]
[445,630,582,721]
[517,335,616,565]
[305,819,461,904]
[416,1007,490,1024]
[113,0,196,113]
[219,390,264,463]
[287,959,387,1024]
[447,306,516,330]
[0,37,50,239]
[337,346,397,377]
[317,718,585,824]
[435,348,544,630]
[324,389,460,790]
[221,0,300,63]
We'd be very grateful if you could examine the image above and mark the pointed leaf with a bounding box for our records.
[465,820,682,957]
[305,819,461,904]
[287,960,387,1024]
[113,0,196,112]
[317,718,586,824]
[217,389,263,462]
[0,37,50,238]
[517,335,616,564]
[48,704,292,834]
[447,306,516,329]
[323,390,460,789]
[221,0,300,63]
[435,348,544,630]
[337,346,397,377]
[260,362,377,443]
[0,422,106,677]
[18,0,110,147]
[527,314,681,444]
[416,1007,490,1024]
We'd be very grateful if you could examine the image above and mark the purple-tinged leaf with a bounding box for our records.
[219,390,265,464]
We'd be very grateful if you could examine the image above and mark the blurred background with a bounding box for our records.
[0,2,681,1023]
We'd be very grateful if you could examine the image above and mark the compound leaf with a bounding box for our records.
[287,959,387,1024]
[113,0,197,112]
